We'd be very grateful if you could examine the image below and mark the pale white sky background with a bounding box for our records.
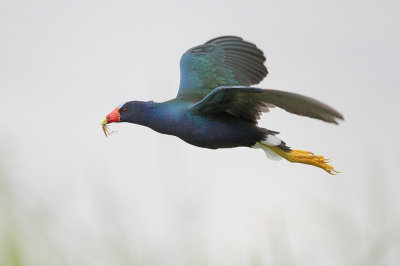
[1,0,399,265]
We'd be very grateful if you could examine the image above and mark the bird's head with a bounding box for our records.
[101,101,152,137]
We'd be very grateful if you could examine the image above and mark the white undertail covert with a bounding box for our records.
[252,134,283,161]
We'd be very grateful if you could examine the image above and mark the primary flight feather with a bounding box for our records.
[101,36,344,174]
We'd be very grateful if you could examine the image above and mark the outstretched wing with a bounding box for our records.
[189,86,344,124]
[177,36,267,98]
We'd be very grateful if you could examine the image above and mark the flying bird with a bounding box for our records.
[101,36,344,174]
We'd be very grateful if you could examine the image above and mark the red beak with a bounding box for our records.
[105,107,120,124]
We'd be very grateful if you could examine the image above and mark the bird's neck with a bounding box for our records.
[124,101,155,127]
[125,99,188,136]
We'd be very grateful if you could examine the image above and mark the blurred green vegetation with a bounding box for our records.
[0,164,23,266]
[1,163,399,266]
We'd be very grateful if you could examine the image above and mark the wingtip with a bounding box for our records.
[333,113,345,125]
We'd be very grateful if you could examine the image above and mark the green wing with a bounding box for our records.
[177,36,267,98]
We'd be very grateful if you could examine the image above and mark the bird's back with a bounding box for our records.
[148,98,270,149]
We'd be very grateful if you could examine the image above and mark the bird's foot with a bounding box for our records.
[285,149,339,175]
[258,143,339,175]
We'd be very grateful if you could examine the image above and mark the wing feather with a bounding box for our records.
[189,86,344,124]
[177,36,267,97]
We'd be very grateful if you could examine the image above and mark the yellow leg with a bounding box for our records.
[258,142,339,175]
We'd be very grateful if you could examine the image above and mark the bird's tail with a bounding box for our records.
[252,134,339,175]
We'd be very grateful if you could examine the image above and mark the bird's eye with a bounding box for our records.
[121,107,128,113]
